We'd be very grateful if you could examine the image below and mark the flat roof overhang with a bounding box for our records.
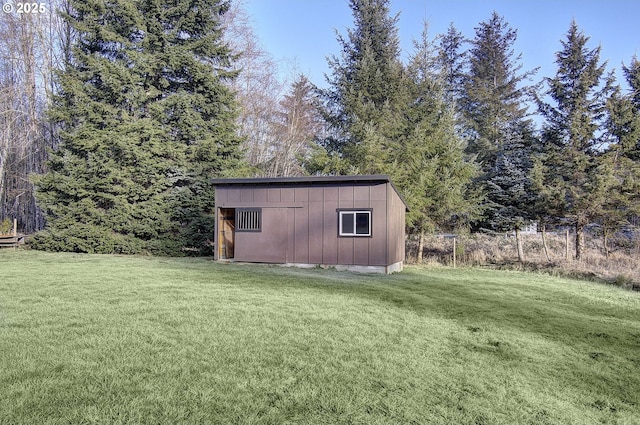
[211,174,391,186]
[211,174,408,211]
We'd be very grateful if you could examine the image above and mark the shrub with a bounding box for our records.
[0,219,12,235]
[29,225,148,255]
[611,274,634,289]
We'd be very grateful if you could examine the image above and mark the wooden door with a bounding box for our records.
[219,208,235,259]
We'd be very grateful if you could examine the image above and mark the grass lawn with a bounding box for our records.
[0,251,639,424]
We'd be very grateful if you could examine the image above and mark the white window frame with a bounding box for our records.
[338,210,372,237]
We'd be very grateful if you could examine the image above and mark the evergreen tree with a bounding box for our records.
[459,12,539,234]
[33,0,242,255]
[624,56,640,110]
[437,23,466,108]
[529,155,566,261]
[485,124,536,261]
[618,56,640,160]
[461,12,537,169]
[398,22,480,261]
[313,0,407,175]
[537,21,615,261]
[599,56,640,253]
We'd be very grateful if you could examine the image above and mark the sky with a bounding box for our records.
[242,0,639,91]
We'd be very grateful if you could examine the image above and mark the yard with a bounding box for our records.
[0,251,638,424]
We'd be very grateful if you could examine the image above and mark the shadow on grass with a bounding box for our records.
[221,263,639,349]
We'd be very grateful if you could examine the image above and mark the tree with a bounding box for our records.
[599,56,640,255]
[529,156,563,261]
[537,21,615,261]
[616,56,640,160]
[461,12,537,170]
[485,124,536,261]
[437,22,466,109]
[33,0,242,255]
[0,1,68,234]
[221,0,285,176]
[314,0,407,175]
[459,12,539,235]
[270,75,324,177]
[398,22,480,261]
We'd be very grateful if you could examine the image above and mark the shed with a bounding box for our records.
[211,175,407,274]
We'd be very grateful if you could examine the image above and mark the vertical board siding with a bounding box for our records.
[240,188,254,202]
[308,187,324,264]
[293,187,309,263]
[338,186,354,208]
[267,188,281,202]
[281,187,295,202]
[254,188,267,203]
[370,199,388,266]
[353,238,369,265]
[228,188,241,203]
[338,185,355,264]
[323,198,339,264]
[235,207,287,263]
[386,184,406,265]
[214,179,405,268]
[287,208,295,263]
[354,185,370,202]
[294,206,309,263]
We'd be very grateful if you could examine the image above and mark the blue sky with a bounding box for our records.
[243,0,639,90]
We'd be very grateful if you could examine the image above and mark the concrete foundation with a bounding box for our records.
[282,261,404,274]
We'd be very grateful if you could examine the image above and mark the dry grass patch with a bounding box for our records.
[410,231,640,290]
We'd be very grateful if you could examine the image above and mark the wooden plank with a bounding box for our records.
[0,234,24,248]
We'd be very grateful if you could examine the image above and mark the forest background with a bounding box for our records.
[0,0,638,272]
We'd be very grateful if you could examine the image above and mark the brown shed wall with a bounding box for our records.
[214,180,405,268]
[386,183,406,265]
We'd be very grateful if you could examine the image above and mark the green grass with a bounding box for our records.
[0,251,639,425]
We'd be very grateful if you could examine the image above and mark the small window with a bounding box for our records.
[339,210,371,237]
[237,208,261,232]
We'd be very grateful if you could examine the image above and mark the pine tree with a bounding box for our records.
[33,0,242,255]
[618,57,640,160]
[398,22,480,261]
[459,12,539,235]
[537,21,615,261]
[624,56,640,110]
[437,23,466,108]
[314,0,407,175]
[485,124,536,261]
[461,12,537,169]
[599,56,640,254]
[529,156,565,261]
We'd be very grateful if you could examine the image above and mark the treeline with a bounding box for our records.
[309,0,640,262]
[0,0,638,258]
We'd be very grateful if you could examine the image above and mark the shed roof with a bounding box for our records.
[211,174,408,210]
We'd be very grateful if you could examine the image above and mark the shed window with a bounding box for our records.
[237,208,261,232]
[339,210,371,237]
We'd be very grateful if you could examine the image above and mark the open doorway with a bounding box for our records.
[218,208,235,259]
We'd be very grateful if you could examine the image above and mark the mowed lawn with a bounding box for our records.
[0,251,639,425]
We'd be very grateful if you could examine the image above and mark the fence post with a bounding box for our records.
[565,229,570,261]
[453,237,457,268]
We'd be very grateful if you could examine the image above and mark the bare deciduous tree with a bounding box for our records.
[222,1,324,177]
[271,75,324,177]
[221,1,285,175]
[0,1,68,232]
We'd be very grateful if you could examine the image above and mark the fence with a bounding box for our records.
[408,228,640,267]
[0,219,25,249]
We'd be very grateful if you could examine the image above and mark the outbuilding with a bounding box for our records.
[211,175,407,273]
